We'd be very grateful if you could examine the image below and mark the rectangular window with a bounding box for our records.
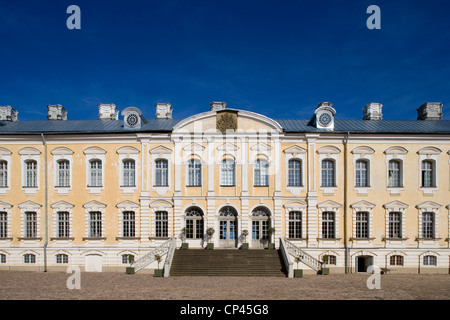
[185,219,194,239]
[389,212,402,238]
[221,159,235,186]
[155,160,168,186]
[89,211,102,238]
[89,160,102,187]
[0,161,7,188]
[123,160,135,187]
[25,160,38,187]
[390,255,404,266]
[421,160,435,188]
[288,211,302,238]
[57,160,70,187]
[355,160,368,187]
[321,160,335,187]
[24,254,35,263]
[57,212,70,238]
[422,212,434,239]
[423,255,437,266]
[56,254,68,264]
[355,212,369,238]
[0,212,7,238]
[25,212,37,238]
[155,211,168,238]
[322,212,335,239]
[388,160,401,187]
[288,160,301,187]
[254,159,269,186]
[122,211,135,237]
[188,159,201,186]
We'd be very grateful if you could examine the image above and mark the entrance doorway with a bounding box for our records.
[251,207,271,248]
[356,256,374,273]
[219,206,238,248]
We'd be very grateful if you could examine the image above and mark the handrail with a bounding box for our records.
[131,238,174,273]
[279,238,294,278]
[283,238,323,271]
[163,238,177,277]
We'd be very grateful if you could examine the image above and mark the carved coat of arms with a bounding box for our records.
[216,111,237,133]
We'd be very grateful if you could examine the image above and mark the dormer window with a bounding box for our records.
[313,102,336,130]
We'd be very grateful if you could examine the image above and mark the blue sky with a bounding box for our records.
[0,0,449,121]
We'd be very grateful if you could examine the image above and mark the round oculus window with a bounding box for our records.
[318,112,332,127]
[126,113,139,128]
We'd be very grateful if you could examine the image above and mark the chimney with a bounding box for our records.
[363,103,383,120]
[155,103,173,119]
[98,103,119,120]
[210,101,227,111]
[417,102,443,120]
[0,105,19,122]
[47,104,68,120]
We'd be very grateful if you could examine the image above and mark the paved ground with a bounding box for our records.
[0,271,449,300]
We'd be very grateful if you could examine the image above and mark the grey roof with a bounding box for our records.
[277,119,450,133]
[0,118,449,135]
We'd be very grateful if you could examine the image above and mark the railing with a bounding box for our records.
[163,238,177,277]
[131,238,175,273]
[282,238,323,272]
[279,238,294,278]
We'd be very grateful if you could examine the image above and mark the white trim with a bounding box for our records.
[0,147,12,194]
[352,146,374,195]
[317,146,340,195]
[417,147,441,195]
[150,146,172,195]
[284,146,306,195]
[52,147,74,195]
[84,147,106,194]
[117,146,139,195]
[19,147,41,194]
[384,146,407,195]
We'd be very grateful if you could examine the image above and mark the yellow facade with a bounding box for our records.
[0,102,449,274]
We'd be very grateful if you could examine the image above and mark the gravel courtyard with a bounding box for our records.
[0,271,449,300]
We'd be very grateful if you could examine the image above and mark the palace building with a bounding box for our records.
[0,101,449,275]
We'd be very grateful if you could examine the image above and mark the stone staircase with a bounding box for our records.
[170,249,287,277]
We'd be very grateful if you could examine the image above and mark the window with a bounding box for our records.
[388,212,402,238]
[155,211,168,238]
[355,160,369,187]
[388,160,402,187]
[155,159,168,186]
[122,254,134,264]
[0,254,5,263]
[0,212,7,238]
[423,255,437,266]
[288,159,302,187]
[288,211,302,239]
[421,160,435,188]
[25,160,38,187]
[390,255,404,266]
[122,211,135,237]
[323,255,336,265]
[89,211,102,238]
[221,159,235,186]
[422,212,434,239]
[56,254,68,264]
[24,254,35,263]
[122,160,135,187]
[187,159,201,186]
[254,159,269,186]
[321,160,335,187]
[355,212,369,238]
[25,212,37,238]
[322,212,335,239]
[0,160,7,188]
[57,160,70,187]
[89,160,102,187]
[57,212,70,238]
[185,208,204,239]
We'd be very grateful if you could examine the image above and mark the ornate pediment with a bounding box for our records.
[216,110,238,133]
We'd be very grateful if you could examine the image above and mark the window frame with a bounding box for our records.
[187,158,202,187]
[254,158,269,187]
[0,148,11,194]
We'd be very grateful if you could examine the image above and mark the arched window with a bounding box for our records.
[219,207,237,242]
[187,159,201,186]
[388,159,402,187]
[321,159,335,187]
[421,160,435,188]
[122,159,135,187]
[185,208,204,239]
[254,159,269,186]
[0,160,7,188]
[57,160,70,187]
[355,159,369,187]
[24,159,38,188]
[288,159,302,187]
[89,159,102,187]
[155,159,168,186]
[221,159,235,186]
